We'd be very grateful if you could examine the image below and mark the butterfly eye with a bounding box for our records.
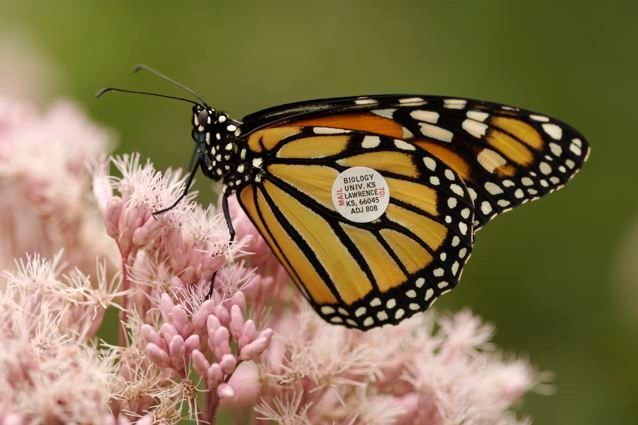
[198,110,209,125]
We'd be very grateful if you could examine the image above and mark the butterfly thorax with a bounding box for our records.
[191,105,260,192]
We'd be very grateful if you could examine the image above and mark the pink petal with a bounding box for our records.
[172,305,191,337]
[213,327,231,358]
[213,305,230,326]
[192,299,215,330]
[238,320,257,349]
[184,334,200,356]
[231,291,246,312]
[159,293,174,321]
[229,304,245,339]
[207,363,223,388]
[239,335,271,360]
[191,349,210,376]
[159,323,178,346]
[168,335,185,368]
[220,354,237,375]
[140,324,161,347]
[145,343,170,368]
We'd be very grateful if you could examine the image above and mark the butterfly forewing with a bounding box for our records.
[237,127,474,329]
[242,95,590,231]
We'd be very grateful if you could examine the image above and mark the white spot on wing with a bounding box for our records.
[484,182,503,195]
[542,123,563,140]
[481,201,492,215]
[462,119,488,138]
[425,289,434,301]
[399,97,425,104]
[450,184,464,196]
[362,135,381,149]
[549,142,562,157]
[530,114,550,122]
[477,149,507,173]
[410,110,439,124]
[372,109,396,119]
[313,127,351,134]
[423,157,437,171]
[444,99,467,109]
[467,110,489,121]
[355,98,378,105]
[402,127,414,138]
[569,140,582,156]
[419,123,453,142]
[394,139,416,151]
[320,306,335,314]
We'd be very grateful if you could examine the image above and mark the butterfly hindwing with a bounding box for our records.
[242,95,590,231]
[237,127,474,329]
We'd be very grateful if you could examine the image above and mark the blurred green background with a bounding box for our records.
[2,0,637,423]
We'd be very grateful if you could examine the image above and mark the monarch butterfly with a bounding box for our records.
[99,65,590,330]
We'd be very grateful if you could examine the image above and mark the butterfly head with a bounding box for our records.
[191,104,248,184]
[191,104,240,144]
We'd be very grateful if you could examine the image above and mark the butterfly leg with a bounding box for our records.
[153,155,201,216]
[205,192,236,299]
[187,145,200,172]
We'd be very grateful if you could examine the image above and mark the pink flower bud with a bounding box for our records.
[217,383,235,400]
[239,335,271,360]
[211,288,223,305]
[105,197,122,238]
[159,293,174,321]
[159,323,178,345]
[220,354,237,375]
[213,305,230,325]
[207,314,221,333]
[231,291,246,312]
[212,327,231,358]
[132,216,161,246]
[238,320,257,349]
[122,205,145,239]
[258,328,273,341]
[171,305,191,336]
[224,361,261,407]
[192,299,215,330]
[207,363,223,388]
[145,343,170,368]
[168,335,185,368]
[229,304,245,339]
[141,324,162,347]
[191,349,210,376]
[184,334,200,356]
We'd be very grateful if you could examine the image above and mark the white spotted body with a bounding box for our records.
[191,105,261,193]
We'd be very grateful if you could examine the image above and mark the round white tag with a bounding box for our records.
[331,166,390,223]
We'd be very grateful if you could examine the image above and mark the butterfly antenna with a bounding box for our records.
[133,63,208,106]
[96,87,200,105]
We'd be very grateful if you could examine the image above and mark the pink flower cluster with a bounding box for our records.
[141,292,272,403]
[0,93,546,425]
[0,96,115,273]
